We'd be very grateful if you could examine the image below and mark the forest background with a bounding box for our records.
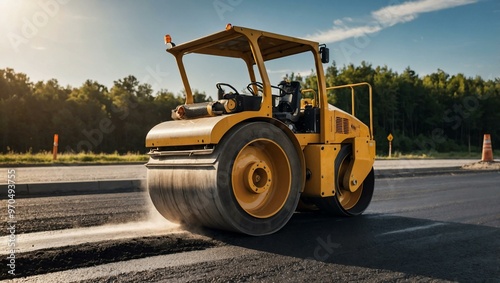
[1,63,499,156]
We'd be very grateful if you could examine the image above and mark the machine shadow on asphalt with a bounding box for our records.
[197,212,499,282]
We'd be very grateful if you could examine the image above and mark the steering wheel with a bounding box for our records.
[246,82,264,96]
[216,83,239,99]
[277,81,295,97]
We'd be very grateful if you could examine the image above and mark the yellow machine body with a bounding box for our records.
[146,25,376,235]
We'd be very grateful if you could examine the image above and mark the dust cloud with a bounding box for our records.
[0,186,179,255]
[142,182,179,229]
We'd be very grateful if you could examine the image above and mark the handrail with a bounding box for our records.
[301,88,317,96]
[300,88,318,107]
[326,82,373,139]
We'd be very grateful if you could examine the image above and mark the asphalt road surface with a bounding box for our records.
[2,171,499,282]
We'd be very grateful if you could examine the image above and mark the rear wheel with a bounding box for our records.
[313,145,374,216]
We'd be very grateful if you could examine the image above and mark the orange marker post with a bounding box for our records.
[481,134,494,162]
[53,134,59,161]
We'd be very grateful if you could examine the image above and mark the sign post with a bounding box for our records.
[387,133,393,158]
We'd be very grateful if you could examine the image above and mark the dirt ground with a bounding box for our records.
[462,161,500,170]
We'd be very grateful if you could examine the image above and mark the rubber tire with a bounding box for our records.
[313,144,374,216]
[214,122,302,235]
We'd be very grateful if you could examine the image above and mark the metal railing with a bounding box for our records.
[326,82,374,139]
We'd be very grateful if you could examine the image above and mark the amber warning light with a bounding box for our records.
[164,34,175,49]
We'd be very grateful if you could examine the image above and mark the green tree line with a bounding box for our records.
[0,68,210,154]
[1,65,499,155]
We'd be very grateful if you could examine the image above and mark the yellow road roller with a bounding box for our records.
[146,25,375,236]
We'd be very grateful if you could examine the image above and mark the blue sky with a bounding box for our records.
[1,0,499,98]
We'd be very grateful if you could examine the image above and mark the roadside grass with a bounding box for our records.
[0,151,149,165]
[0,150,481,165]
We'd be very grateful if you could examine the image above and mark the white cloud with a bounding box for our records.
[308,24,382,43]
[333,19,344,26]
[32,45,47,51]
[306,0,477,43]
[372,0,477,27]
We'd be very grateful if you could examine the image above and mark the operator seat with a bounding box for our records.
[274,81,302,122]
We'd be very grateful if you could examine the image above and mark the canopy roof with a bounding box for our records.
[167,25,318,63]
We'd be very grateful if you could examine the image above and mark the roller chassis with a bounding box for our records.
[146,25,376,235]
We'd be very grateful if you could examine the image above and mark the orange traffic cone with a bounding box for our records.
[481,134,494,162]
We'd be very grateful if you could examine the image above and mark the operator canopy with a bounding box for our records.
[166,25,320,64]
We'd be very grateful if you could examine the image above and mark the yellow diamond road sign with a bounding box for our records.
[387,133,393,141]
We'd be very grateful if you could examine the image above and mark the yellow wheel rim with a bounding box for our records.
[232,138,292,218]
[337,155,363,210]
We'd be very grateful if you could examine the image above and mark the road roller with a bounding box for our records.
[146,25,376,236]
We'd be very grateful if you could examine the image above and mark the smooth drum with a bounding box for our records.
[147,122,302,236]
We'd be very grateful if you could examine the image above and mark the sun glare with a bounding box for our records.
[0,0,38,27]
[0,0,26,12]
